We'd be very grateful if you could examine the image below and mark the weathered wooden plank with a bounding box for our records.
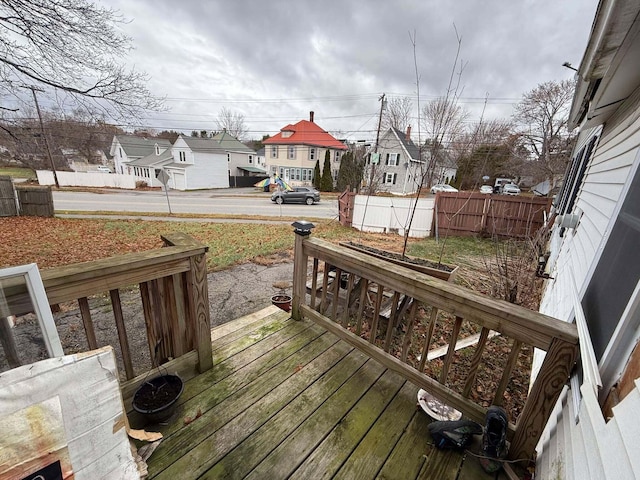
[292,232,308,321]
[383,291,401,352]
[369,284,384,344]
[401,300,419,362]
[302,238,578,349]
[356,278,369,335]
[171,273,190,354]
[310,257,319,309]
[199,348,369,480]
[290,369,405,479]
[417,447,464,479]
[377,410,431,480]
[493,339,522,406]
[209,305,283,341]
[440,316,463,383]
[188,252,212,373]
[341,272,355,327]
[42,253,195,305]
[180,318,318,411]
[330,267,342,321]
[78,297,98,350]
[333,381,418,479]
[243,360,387,480]
[109,289,134,380]
[319,263,330,314]
[139,280,161,364]
[509,338,578,460]
[463,327,491,398]
[419,306,438,372]
[0,316,21,368]
[149,332,349,478]
[161,275,182,357]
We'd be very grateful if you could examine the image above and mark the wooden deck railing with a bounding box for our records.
[291,225,578,461]
[38,232,212,400]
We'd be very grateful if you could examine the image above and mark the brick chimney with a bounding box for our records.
[406,125,412,141]
[310,111,314,123]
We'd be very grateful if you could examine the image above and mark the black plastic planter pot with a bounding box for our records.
[132,374,184,424]
[271,294,292,312]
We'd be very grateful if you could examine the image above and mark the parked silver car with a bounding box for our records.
[479,185,493,194]
[271,186,320,205]
[430,184,458,194]
[502,183,521,195]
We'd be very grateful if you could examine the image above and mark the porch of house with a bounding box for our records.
[2,226,578,479]
[135,305,505,480]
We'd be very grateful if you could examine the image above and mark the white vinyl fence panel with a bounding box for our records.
[37,170,137,189]
[351,195,434,238]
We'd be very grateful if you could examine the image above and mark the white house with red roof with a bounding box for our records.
[263,111,347,187]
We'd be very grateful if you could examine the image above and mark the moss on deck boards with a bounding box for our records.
[142,307,510,480]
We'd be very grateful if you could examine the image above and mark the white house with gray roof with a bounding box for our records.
[109,135,172,175]
[128,148,174,187]
[211,131,264,177]
[167,135,229,190]
[371,127,426,194]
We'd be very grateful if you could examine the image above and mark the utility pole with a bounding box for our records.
[24,85,59,188]
[367,93,386,193]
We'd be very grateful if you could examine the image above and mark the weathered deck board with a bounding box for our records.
[149,329,341,477]
[144,307,505,480]
[333,381,423,479]
[200,349,370,479]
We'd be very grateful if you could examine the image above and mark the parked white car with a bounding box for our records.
[479,185,493,194]
[502,183,521,195]
[430,184,459,194]
[96,165,112,173]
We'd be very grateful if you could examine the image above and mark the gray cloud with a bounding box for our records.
[104,0,597,140]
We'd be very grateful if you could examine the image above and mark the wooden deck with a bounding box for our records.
[138,306,509,480]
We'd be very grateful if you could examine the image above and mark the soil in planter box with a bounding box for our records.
[345,242,454,272]
[135,376,182,411]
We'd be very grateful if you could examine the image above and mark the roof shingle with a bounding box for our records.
[263,120,347,150]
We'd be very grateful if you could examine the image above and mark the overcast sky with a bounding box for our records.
[101,0,598,142]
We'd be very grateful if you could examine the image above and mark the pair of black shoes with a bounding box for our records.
[427,405,508,473]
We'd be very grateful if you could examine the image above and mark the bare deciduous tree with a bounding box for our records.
[381,96,413,132]
[216,106,248,140]
[0,0,162,119]
[513,79,576,185]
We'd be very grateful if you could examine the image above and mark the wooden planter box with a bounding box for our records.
[340,242,458,282]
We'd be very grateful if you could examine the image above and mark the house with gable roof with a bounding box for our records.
[109,135,172,175]
[128,148,174,187]
[371,126,429,194]
[210,131,265,177]
[263,111,347,187]
[166,135,229,190]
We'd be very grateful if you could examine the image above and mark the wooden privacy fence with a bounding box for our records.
[291,229,578,461]
[338,188,356,227]
[15,185,54,217]
[0,176,18,216]
[434,192,552,238]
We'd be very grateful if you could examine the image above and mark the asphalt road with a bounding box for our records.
[52,189,339,219]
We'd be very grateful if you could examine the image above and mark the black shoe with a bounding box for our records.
[480,405,508,473]
[428,419,483,450]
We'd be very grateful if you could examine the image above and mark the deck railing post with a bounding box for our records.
[292,220,314,321]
